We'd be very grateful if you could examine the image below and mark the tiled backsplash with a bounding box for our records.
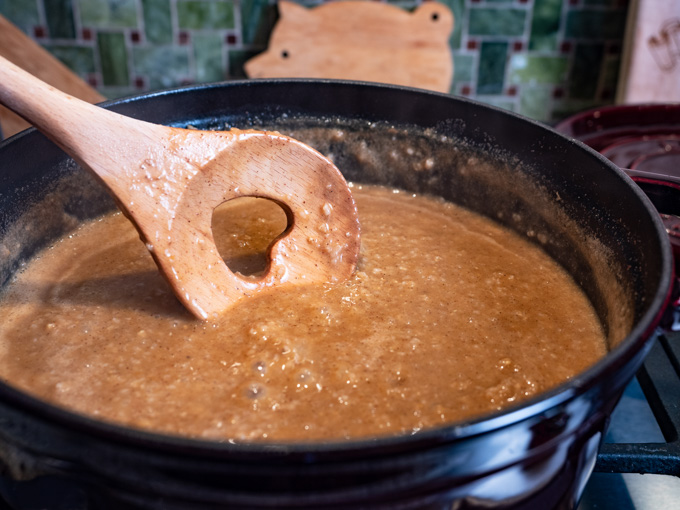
[0,0,629,122]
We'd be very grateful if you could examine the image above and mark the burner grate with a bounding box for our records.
[596,330,680,476]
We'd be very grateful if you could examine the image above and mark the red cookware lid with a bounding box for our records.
[555,104,680,276]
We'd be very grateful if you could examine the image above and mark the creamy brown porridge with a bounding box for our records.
[0,185,606,441]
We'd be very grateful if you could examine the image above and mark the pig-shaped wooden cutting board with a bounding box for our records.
[245,1,454,93]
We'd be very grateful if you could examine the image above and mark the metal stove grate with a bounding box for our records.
[595,330,680,476]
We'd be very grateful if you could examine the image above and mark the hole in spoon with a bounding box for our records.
[211,197,289,278]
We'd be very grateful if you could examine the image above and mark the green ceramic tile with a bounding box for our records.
[508,55,568,84]
[241,0,277,47]
[98,32,129,86]
[142,0,172,44]
[569,43,604,100]
[177,0,235,30]
[0,0,40,31]
[193,33,224,83]
[17,0,629,125]
[42,44,96,74]
[45,0,76,39]
[480,98,517,113]
[565,8,626,40]
[79,0,138,28]
[529,0,562,52]
[601,56,621,93]
[469,8,526,37]
[133,46,190,89]
[550,102,573,123]
[477,42,507,95]
[228,49,261,79]
[98,86,138,99]
[518,85,552,122]
[452,54,474,84]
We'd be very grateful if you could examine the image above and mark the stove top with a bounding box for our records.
[580,330,680,509]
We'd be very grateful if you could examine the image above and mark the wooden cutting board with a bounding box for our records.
[0,14,105,139]
[245,1,454,94]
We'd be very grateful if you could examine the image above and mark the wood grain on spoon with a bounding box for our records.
[0,56,361,320]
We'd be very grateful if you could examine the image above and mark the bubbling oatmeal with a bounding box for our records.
[0,185,606,441]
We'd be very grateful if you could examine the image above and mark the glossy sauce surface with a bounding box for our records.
[0,186,606,441]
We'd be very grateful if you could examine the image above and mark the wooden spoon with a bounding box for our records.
[0,56,361,320]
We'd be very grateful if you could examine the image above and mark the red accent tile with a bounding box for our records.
[467,40,478,51]
[506,86,518,97]
[134,77,146,89]
[560,41,572,54]
[226,34,238,45]
[178,32,190,45]
[33,26,46,38]
[87,75,98,88]
[81,28,93,41]
[553,87,564,99]
[130,30,141,44]
[513,41,523,52]
[460,85,472,96]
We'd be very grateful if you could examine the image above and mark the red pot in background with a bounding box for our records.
[556,103,680,282]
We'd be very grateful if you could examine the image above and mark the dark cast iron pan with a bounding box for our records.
[0,80,674,509]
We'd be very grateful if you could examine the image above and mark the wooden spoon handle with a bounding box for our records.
[0,55,361,320]
[0,56,167,194]
[0,55,107,151]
